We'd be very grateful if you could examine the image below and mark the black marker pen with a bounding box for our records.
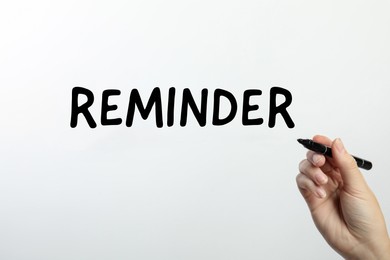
[297,138,372,170]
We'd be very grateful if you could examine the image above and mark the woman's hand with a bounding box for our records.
[296,135,390,259]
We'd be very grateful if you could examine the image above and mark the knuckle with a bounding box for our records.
[296,173,314,191]
[296,173,309,187]
[346,155,359,170]
[298,159,308,171]
[306,150,315,160]
[295,173,303,184]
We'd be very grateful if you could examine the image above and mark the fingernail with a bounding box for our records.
[334,138,345,154]
[316,174,328,184]
[317,188,326,198]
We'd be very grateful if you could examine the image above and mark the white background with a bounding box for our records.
[1,1,390,259]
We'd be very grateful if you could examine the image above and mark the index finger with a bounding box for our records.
[312,135,337,174]
[313,135,333,147]
[306,150,326,167]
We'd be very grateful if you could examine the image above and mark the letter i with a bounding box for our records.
[167,87,176,127]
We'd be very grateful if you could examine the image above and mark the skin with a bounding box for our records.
[296,135,390,259]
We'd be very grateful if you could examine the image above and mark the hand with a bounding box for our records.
[296,135,390,259]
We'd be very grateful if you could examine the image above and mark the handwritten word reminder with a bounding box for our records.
[70,87,295,128]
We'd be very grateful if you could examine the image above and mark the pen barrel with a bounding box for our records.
[309,141,332,157]
[352,155,373,170]
[298,138,373,171]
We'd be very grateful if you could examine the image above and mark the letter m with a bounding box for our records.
[126,87,163,127]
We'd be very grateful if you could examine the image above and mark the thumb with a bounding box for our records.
[331,138,368,192]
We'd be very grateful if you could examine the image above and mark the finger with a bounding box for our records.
[311,135,338,174]
[306,150,326,167]
[313,135,333,147]
[299,159,328,185]
[331,138,368,192]
[296,173,327,199]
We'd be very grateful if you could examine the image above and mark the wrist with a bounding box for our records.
[347,238,390,260]
[374,239,390,260]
